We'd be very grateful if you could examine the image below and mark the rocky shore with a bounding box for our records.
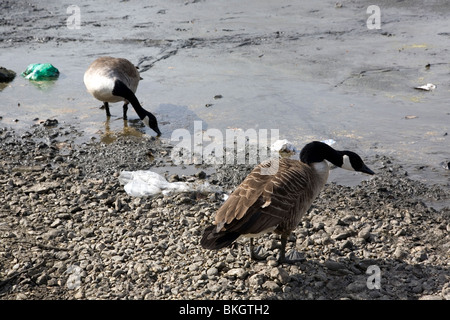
[0,122,449,300]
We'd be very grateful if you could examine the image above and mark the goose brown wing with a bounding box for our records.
[213,158,314,235]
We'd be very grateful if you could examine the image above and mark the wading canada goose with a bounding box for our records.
[84,56,161,136]
[201,141,375,263]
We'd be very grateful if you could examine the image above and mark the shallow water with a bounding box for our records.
[1,0,449,187]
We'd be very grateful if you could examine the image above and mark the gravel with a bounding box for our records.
[0,122,449,300]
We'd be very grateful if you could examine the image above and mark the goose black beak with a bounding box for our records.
[360,164,375,175]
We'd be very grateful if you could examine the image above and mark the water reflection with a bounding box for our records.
[23,77,60,91]
[99,117,145,144]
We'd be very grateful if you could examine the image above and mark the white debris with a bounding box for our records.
[271,139,336,154]
[271,139,298,153]
[415,83,436,91]
[119,170,221,197]
[321,139,336,146]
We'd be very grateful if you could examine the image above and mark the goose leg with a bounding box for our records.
[249,238,269,261]
[279,233,304,264]
[103,102,111,117]
[122,103,128,120]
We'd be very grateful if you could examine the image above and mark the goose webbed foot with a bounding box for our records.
[248,238,270,261]
[279,250,305,264]
[278,233,304,264]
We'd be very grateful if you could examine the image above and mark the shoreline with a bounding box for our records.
[0,123,448,300]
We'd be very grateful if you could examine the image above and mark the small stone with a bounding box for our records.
[225,253,235,263]
[50,218,62,228]
[207,267,219,277]
[95,243,106,251]
[207,282,222,293]
[419,295,443,300]
[111,255,124,263]
[215,261,226,270]
[262,280,281,292]
[115,198,123,211]
[195,171,207,179]
[74,289,85,299]
[55,251,70,260]
[416,251,428,262]
[394,247,407,260]
[43,119,58,127]
[249,274,265,287]
[226,268,248,280]
[81,228,95,238]
[0,67,16,82]
[412,283,423,294]
[47,278,59,286]
[112,269,126,277]
[26,182,59,194]
[43,229,63,240]
[168,174,180,182]
[36,273,48,285]
[332,230,353,240]
[346,279,367,293]
[339,240,353,250]
[16,293,27,300]
[358,226,371,240]
[324,260,345,271]
[270,267,290,285]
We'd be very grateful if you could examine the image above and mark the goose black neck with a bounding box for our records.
[300,141,343,167]
[112,79,147,119]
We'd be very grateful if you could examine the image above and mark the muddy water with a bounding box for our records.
[0,0,449,187]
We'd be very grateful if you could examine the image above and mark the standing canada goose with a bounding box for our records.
[84,56,161,136]
[201,141,375,263]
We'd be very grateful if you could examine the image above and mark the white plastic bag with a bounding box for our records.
[119,170,222,197]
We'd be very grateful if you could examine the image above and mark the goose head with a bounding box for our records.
[300,141,374,175]
[338,150,374,175]
[142,112,162,137]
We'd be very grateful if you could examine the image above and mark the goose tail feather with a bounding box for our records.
[200,225,240,250]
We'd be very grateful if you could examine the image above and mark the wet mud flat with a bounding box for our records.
[0,124,448,300]
[0,0,449,187]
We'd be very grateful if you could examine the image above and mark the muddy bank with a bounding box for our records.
[0,0,449,187]
[0,124,448,300]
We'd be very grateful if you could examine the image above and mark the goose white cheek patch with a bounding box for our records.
[342,155,355,171]
[143,115,150,127]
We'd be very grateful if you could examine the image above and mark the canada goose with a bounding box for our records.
[84,56,161,136]
[201,141,375,263]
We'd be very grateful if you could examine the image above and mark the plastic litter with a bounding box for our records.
[321,139,336,146]
[21,63,60,80]
[271,139,298,153]
[271,139,337,154]
[119,170,222,197]
[414,83,436,91]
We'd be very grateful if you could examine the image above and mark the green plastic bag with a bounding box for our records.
[21,63,59,80]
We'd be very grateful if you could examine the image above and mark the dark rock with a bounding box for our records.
[43,119,58,127]
[0,67,16,82]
